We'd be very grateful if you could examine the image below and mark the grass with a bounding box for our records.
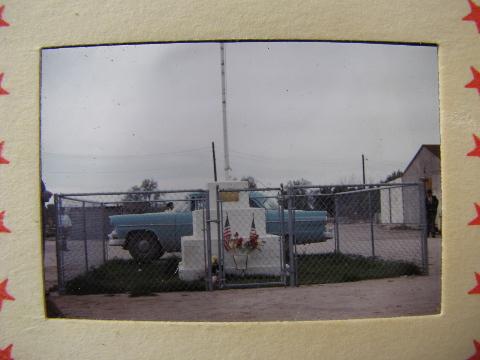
[65,257,205,296]
[297,253,421,285]
[65,253,422,295]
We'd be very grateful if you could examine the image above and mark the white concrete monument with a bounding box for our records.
[178,181,283,281]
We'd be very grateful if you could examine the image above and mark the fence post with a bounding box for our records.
[215,186,225,288]
[82,201,89,272]
[388,187,392,223]
[101,203,107,264]
[334,194,340,253]
[204,195,213,291]
[55,195,66,294]
[418,182,429,275]
[278,190,287,285]
[369,190,376,257]
[287,186,296,287]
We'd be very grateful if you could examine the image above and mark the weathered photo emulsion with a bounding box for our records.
[40,41,440,321]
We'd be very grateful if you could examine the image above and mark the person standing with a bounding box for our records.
[60,210,72,251]
[425,190,439,238]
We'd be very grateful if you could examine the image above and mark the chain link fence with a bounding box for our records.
[54,189,211,295]
[52,183,427,295]
[290,183,427,286]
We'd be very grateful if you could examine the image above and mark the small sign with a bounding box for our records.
[220,191,239,202]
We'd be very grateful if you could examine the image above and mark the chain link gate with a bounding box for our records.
[216,187,291,289]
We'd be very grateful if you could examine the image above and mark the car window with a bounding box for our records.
[249,196,279,210]
[262,197,279,210]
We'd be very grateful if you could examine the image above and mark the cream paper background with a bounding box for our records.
[0,1,479,359]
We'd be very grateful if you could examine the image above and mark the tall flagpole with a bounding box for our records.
[220,42,232,180]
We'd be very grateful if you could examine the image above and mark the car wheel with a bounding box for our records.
[127,231,164,262]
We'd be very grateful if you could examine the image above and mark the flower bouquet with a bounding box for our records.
[223,215,263,272]
[226,231,261,255]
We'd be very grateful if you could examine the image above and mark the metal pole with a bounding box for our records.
[215,186,224,287]
[82,201,89,272]
[220,43,232,180]
[278,191,286,285]
[205,196,213,291]
[369,191,375,257]
[55,195,66,294]
[362,154,366,186]
[418,182,429,275]
[388,187,392,223]
[219,201,226,286]
[211,141,218,182]
[293,194,298,287]
[101,203,107,264]
[334,194,340,253]
[287,187,296,287]
[202,205,207,289]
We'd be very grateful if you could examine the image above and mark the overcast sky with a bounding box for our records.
[41,41,439,194]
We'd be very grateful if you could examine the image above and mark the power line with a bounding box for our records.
[42,146,211,159]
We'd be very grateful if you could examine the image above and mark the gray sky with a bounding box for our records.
[41,42,439,193]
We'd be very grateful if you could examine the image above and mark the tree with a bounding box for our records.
[123,178,161,202]
[285,178,312,210]
[310,187,335,215]
[240,176,257,189]
[383,170,403,183]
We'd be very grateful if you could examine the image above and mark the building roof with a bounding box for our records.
[423,144,440,159]
[403,144,440,174]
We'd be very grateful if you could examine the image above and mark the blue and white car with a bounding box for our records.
[109,192,332,261]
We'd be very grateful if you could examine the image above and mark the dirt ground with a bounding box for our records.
[45,237,441,321]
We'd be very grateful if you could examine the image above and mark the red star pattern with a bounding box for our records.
[469,203,480,225]
[0,279,14,311]
[0,211,11,233]
[0,5,9,27]
[0,344,13,360]
[0,73,8,96]
[468,340,480,360]
[464,0,480,33]
[0,141,9,164]
[467,134,480,157]
[468,273,480,294]
[466,66,480,94]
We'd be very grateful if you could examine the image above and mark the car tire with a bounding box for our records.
[127,231,164,262]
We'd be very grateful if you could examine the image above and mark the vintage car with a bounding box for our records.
[108,192,332,261]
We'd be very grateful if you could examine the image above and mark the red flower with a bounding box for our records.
[236,237,243,247]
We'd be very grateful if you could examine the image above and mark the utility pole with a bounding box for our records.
[211,141,218,182]
[220,42,232,180]
[362,154,366,186]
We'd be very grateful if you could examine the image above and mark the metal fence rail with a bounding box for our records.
[53,183,428,295]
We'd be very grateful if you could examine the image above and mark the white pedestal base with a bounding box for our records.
[178,234,283,281]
